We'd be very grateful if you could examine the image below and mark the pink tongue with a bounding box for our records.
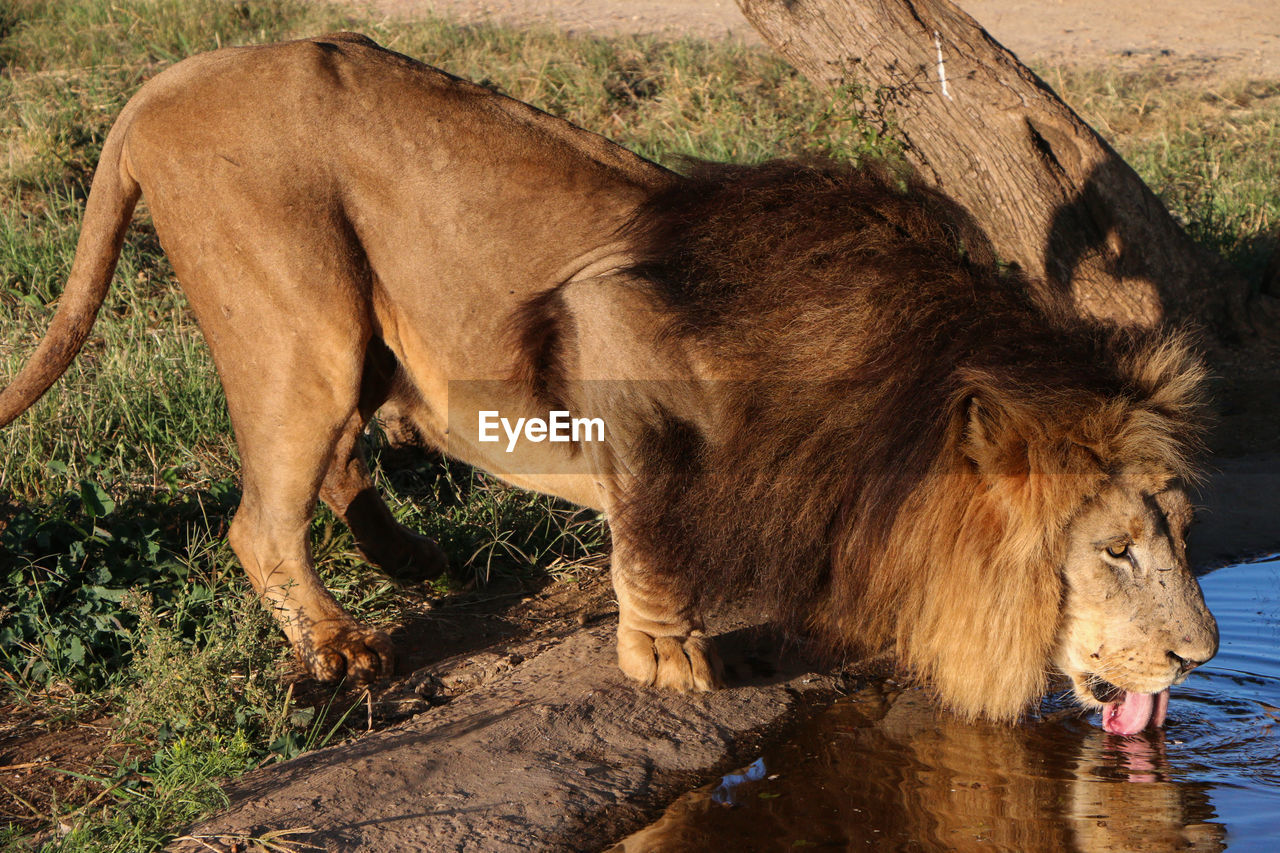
[1102,688,1170,735]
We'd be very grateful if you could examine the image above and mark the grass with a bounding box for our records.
[1042,67,1280,281]
[0,0,1276,849]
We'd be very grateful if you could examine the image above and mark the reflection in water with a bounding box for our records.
[611,692,1223,851]
[1069,733,1222,851]
[610,559,1280,852]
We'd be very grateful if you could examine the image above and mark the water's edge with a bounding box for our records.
[611,558,1280,852]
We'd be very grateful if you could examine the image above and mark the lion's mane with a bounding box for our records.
[614,159,1205,721]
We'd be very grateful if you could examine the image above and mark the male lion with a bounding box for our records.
[0,34,1218,732]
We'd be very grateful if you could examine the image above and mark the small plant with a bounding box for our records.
[0,472,241,696]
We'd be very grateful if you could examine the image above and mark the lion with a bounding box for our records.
[0,33,1218,729]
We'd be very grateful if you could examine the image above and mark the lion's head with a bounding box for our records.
[1056,471,1218,734]
[619,158,1216,726]
[1049,348,1219,734]
[825,335,1217,726]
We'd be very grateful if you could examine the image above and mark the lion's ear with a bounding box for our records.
[962,395,1029,479]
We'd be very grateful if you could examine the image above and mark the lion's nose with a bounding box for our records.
[1167,651,1205,676]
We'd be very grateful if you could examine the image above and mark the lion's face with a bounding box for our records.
[1054,471,1218,733]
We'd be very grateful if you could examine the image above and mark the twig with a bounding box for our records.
[0,760,51,773]
[173,826,322,852]
[0,781,44,818]
[267,682,295,747]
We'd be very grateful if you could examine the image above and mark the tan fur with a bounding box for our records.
[1,35,1216,720]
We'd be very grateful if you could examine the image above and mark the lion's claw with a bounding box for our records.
[302,625,395,684]
[617,628,723,692]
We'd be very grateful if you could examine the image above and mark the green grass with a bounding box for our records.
[1042,67,1280,280]
[1,0,1277,849]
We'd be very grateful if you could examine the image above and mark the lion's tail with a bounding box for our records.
[0,112,141,427]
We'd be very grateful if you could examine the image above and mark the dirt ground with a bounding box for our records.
[370,0,1280,80]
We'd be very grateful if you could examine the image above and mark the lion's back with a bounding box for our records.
[117,33,664,199]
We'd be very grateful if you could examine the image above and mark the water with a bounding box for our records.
[611,558,1280,852]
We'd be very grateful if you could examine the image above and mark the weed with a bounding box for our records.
[0,474,241,693]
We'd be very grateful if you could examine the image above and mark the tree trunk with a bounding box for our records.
[737,0,1251,331]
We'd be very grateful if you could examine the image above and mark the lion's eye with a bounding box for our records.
[1105,543,1130,559]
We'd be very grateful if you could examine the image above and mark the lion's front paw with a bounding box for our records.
[300,623,395,684]
[617,628,724,692]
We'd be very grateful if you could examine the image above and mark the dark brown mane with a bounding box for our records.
[611,158,1205,713]
[623,158,1011,334]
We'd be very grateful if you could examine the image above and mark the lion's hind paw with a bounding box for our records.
[301,624,395,685]
[617,628,724,692]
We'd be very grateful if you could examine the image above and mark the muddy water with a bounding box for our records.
[610,558,1280,852]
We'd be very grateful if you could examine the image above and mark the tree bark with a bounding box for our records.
[737,0,1250,330]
